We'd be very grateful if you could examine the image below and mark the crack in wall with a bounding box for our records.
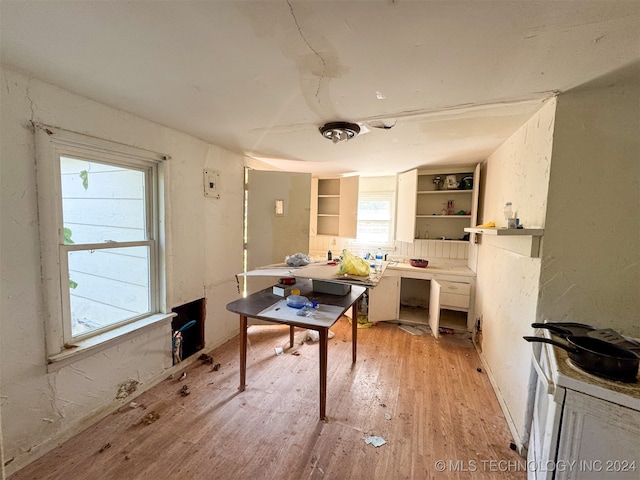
[287,0,326,100]
[25,78,36,122]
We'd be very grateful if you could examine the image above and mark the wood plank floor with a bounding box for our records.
[11,319,525,480]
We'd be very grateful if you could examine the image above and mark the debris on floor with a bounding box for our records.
[179,372,187,381]
[385,413,392,420]
[439,327,455,335]
[365,436,387,447]
[180,385,190,396]
[199,353,214,364]
[212,363,221,371]
[136,411,160,426]
[98,443,111,453]
[398,324,422,336]
[347,313,374,329]
[115,379,140,400]
[294,329,336,344]
[274,347,284,356]
[291,351,301,356]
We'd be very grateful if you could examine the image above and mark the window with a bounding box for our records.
[356,193,394,244]
[353,176,396,245]
[35,125,167,359]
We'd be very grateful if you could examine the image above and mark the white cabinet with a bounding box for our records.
[396,165,480,243]
[367,273,400,323]
[368,266,475,338]
[438,280,471,310]
[555,390,640,480]
[310,176,359,237]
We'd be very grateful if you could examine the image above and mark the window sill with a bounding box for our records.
[47,313,176,372]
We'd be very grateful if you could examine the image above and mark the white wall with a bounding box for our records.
[473,98,556,449]
[539,84,640,338]
[0,67,244,474]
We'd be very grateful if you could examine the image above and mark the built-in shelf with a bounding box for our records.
[417,190,473,195]
[464,227,544,258]
[418,215,471,218]
[464,227,544,236]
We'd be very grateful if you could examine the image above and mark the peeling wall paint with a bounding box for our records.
[0,67,244,475]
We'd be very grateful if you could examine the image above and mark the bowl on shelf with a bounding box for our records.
[409,259,429,268]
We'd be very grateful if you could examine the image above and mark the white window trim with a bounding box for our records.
[346,190,396,248]
[34,124,170,363]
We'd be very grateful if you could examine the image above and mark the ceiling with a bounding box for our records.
[2,1,639,175]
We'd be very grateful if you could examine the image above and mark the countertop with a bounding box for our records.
[386,261,475,278]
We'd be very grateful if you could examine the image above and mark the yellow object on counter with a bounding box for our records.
[475,221,496,228]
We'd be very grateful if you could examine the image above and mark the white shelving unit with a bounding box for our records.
[397,165,480,243]
[311,176,359,238]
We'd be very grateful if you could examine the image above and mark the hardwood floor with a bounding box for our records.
[11,319,525,479]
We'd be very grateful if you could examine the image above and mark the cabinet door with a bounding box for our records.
[428,279,441,338]
[467,164,481,272]
[396,169,417,243]
[338,176,359,238]
[310,177,319,236]
[368,274,400,322]
[556,389,640,479]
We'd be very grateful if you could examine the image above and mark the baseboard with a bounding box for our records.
[474,345,526,456]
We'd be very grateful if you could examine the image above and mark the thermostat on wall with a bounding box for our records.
[204,170,220,199]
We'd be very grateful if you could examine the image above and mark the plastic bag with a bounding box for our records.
[285,252,311,267]
[338,249,371,277]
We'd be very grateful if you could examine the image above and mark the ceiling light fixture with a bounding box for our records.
[319,122,361,144]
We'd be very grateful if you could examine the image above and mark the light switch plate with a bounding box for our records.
[203,170,220,198]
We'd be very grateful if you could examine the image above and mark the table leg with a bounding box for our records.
[239,314,247,392]
[290,325,294,348]
[319,327,328,421]
[351,301,358,363]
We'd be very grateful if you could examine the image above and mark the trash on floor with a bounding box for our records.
[98,443,111,453]
[180,385,190,396]
[213,363,221,371]
[291,351,301,356]
[137,411,160,426]
[115,379,140,400]
[398,324,423,336]
[365,436,387,447]
[179,372,187,381]
[385,413,392,420]
[199,353,214,364]
[348,314,374,329]
[439,327,455,335]
[294,329,336,343]
[274,347,284,355]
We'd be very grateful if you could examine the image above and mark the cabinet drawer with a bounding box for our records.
[440,292,470,309]
[438,281,471,296]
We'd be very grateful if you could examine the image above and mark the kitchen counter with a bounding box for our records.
[386,261,475,279]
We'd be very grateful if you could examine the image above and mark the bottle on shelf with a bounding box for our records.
[503,202,516,229]
[327,250,332,260]
[375,248,383,273]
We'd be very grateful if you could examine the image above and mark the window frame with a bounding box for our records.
[349,190,396,247]
[35,124,167,360]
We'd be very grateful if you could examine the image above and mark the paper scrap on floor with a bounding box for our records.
[365,436,387,447]
[399,324,423,335]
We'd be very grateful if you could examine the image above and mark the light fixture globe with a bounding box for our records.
[319,122,361,143]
